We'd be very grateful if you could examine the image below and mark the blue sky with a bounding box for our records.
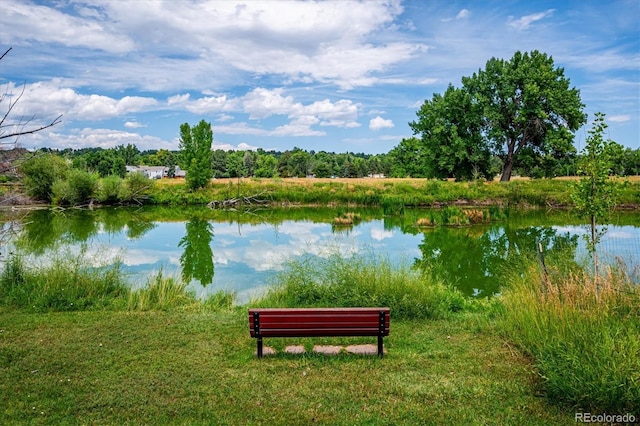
[1,0,638,154]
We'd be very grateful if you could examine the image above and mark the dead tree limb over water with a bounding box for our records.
[207,191,271,209]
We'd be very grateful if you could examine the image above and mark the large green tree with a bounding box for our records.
[463,50,586,181]
[179,120,213,190]
[114,144,140,166]
[411,50,586,181]
[288,148,311,177]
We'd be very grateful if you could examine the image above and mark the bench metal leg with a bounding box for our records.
[378,310,386,358]
[257,337,263,358]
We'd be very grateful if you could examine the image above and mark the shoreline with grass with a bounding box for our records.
[5,176,639,210]
[1,247,638,424]
[147,177,640,211]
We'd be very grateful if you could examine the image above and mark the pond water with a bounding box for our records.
[3,206,639,302]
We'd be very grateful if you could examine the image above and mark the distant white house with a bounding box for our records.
[126,165,166,179]
[125,165,142,174]
[126,165,186,179]
[174,166,186,179]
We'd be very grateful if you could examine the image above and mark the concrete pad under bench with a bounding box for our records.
[254,346,276,357]
[312,345,343,355]
[345,344,385,355]
[254,344,385,357]
[284,345,306,354]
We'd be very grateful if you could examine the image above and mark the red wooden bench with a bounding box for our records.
[248,307,390,358]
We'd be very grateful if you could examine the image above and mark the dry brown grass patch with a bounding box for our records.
[416,217,436,227]
[332,212,361,225]
[464,209,487,224]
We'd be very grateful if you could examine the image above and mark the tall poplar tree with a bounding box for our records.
[179,120,213,190]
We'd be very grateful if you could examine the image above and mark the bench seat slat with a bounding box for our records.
[256,318,385,327]
[255,328,383,337]
[249,321,390,334]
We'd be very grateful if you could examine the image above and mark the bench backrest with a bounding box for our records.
[248,307,390,338]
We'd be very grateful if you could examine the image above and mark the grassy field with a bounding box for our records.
[0,252,576,425]
[0,309,576,425]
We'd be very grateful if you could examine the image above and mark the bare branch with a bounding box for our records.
[0,47,63,143]
[0,114,63,141]
[0,82,25,130]
[0,47,12,62]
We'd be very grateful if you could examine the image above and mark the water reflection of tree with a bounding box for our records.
[18,209,59,254]
[17,208,156,254]
[17,209,100,251]
[415,224,578,297]
[67,210,100,242]
[178,218,214,286]
[100,208,157,240]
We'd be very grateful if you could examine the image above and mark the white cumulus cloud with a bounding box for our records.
[369,116,394,131]
[6,81,158,122]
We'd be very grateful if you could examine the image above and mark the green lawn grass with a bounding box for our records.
[0,308,574,425]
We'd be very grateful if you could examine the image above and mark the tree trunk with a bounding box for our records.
[591,214,601,302]
[500,136,521,182]
[500,156,514,181]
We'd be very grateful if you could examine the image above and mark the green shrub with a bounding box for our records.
[51,179,73,205]
[52,169,99,205]
[69,169,99,203]
[97,175,123,204]
[120,172,153,203]
[19,154,70,202]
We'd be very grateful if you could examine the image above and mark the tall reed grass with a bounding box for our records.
[0,253,237,312]
[126,270,237,311]
[500,260,640,413]
[127,270,197,311]
[254,250,471,320]
[0,253,128,311]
